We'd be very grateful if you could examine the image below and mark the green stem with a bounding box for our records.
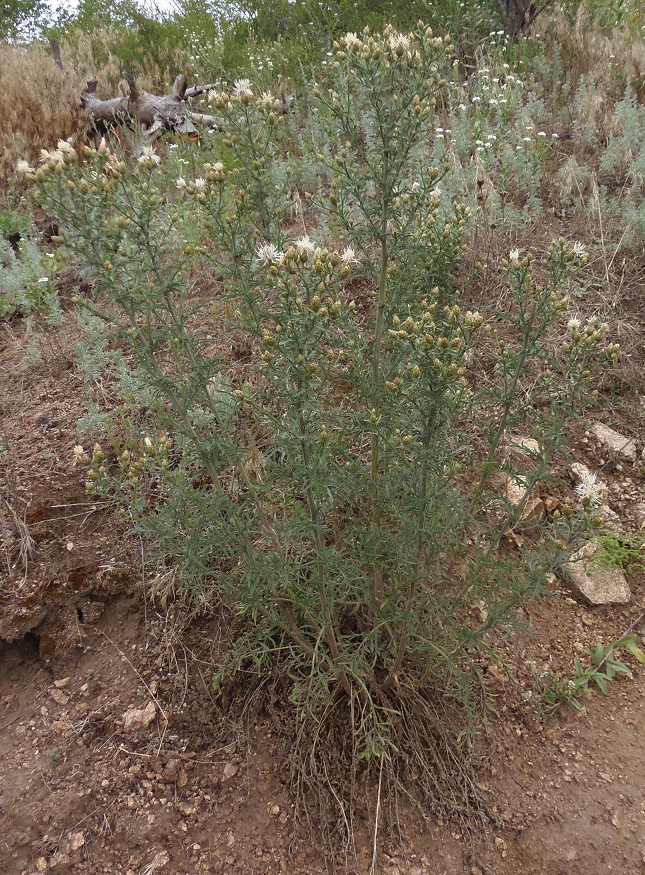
[296,387,352,696]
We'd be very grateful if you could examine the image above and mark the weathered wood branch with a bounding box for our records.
[81,73,221,143]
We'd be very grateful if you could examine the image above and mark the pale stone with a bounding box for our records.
[68,833,84,853]
[505,435,541,459]
[50,689,69,706]
[504,475,544,526]
[592,422,637,462]
[53,678,70,689]
[635,502,645,531]
[222,762,238,781]
[123,701,157,732]
[561,542,631,605]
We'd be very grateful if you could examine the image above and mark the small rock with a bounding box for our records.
[48,852,70,870]
[122,701,157,732]
[67,833,85,853]
[177,801,197,817]
[504,475,544,526]
[53,678,70,689]
[161,758,180,781]
[635,503,645,531]
[222,762,238,781]
[50,689,69,707]
[142,851,169,872]
[505,435,541,459]
[592,422,637,462]
[561,542,631,605]
[36,858,48,872]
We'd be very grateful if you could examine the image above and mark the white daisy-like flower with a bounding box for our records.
[255,242,284,266]
[509,248,521,262]
[194,178,206,189]
[176,177,187,189]
[572,241,586,258]
[213,162,224,172]
[575,471,602,506]
[567,316,581,332]
[233,78,253,97]
[294,235,316,254]
[340,246,358,265]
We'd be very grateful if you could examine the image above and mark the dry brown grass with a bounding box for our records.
[59,27,193,97]
[540,8,645,103]
[0,42,85,186]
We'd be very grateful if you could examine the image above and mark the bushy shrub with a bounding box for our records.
[29,23,617,828]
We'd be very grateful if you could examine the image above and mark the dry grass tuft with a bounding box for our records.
[59,27,193,97]
[0,42,85,186]
[542,8,645,104]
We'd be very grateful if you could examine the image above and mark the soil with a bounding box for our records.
[2,304,645,875]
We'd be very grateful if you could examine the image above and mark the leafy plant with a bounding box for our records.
[540,633,645,715]
[29,24,618,832]
[591,533,645,575]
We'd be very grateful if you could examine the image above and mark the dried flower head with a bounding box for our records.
[509,248,520,263]
[572,241,586,258]
[16,159,34,175]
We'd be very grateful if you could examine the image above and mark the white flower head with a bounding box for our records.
[388,32,410,54]
[255,242,284,266]
[567,316,581,332]
[16,159,34,175]
[176,177,187,190]
[138,145,161,166]
[572,241,586,258]
[36,277,49,284]
[233,78,253,98]
[194,177,206,189]
[213,162,224,173]
[259,91,274,107]
[575,471,602,507]
[56,138,75,155]
[342,32,362,50]
[509,248,521,263]
[340,246,359,266]
[294,235,316,254]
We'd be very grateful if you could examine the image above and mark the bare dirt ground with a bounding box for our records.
[2,305,645,875]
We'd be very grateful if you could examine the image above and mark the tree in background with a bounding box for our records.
[1,0,48,39]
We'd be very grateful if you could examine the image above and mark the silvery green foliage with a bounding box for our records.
[0,235,60,321]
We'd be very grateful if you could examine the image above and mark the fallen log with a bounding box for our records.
[81,73,220,143]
